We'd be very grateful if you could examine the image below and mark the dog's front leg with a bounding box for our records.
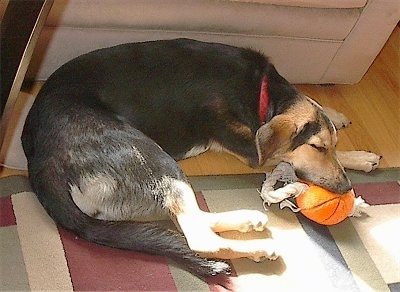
[323,107,351,129]
[173,181,277,262]
[336,150,381,172]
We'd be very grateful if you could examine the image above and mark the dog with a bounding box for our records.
[22,38,380,279]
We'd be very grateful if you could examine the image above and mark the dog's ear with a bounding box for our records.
[255,115,297,165]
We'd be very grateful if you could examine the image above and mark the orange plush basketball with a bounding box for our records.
[296,184,355,225]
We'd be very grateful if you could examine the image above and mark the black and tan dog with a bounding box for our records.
[22,39,380,278]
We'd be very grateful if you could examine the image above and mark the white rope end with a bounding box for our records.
[349,196,370,217]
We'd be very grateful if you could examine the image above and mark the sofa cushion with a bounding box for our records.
[25,0,398,84]
[46,0,361,41]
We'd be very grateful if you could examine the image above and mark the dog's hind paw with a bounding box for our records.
[235,210,269,232]
[246,239,279,262]
[249,251,279,263]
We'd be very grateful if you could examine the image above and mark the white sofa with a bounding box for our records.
[25,0,400,84]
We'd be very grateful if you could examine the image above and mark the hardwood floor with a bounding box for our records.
[1,27,398,178]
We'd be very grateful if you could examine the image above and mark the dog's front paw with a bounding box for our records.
[337,151,381,172]
[323,107,351,129]
[360,152,381,172]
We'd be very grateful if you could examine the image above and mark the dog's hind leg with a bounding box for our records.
[203,209,268,233]
[172,180,277,262]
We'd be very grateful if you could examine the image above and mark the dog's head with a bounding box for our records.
[255,96,351,194]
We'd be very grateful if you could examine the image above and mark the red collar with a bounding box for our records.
[259,76,269,124]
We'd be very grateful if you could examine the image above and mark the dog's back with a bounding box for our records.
[32,38,271,160]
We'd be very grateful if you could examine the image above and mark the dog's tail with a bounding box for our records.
[31,176,230,279]
[77,217,231,278]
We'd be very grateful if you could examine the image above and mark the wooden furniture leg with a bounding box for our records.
[0,0,53,149]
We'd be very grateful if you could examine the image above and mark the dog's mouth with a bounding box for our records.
[294,169,352,195]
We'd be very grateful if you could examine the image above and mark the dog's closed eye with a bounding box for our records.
[290,122,321,150]
[308,135,328,152]
[309,143,327,153]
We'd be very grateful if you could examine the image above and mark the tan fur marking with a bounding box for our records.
[163,179,187,215]
[229,122,253,139]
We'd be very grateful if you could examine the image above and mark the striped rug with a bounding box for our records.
[1,169,399,291]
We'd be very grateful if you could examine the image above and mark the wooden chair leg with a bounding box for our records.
[0,0,53,150]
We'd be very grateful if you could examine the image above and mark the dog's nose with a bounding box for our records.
[336,178,352,194]
[323,174,352,194]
